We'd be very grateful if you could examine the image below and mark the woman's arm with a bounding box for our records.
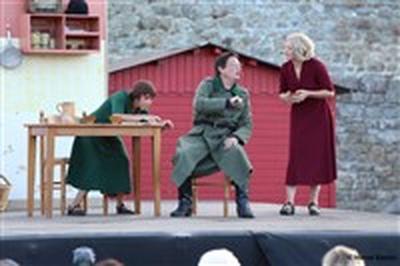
[279,66,297,105]
[111,114,161,123]
[300,89,335,98]
[292,89,334,103]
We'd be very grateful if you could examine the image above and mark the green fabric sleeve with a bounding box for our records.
[193,80,227,115]
[232,90,253,145]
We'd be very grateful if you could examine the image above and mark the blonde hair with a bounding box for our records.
[286,32,315,61]
[322,245,365,266]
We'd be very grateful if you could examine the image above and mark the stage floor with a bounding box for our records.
[1,201,399,237]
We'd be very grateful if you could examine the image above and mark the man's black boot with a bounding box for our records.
[170,178,193,217]
[234,184,255,218]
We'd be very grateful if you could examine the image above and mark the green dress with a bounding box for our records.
[171,76,253,189]
[66,91,145,195]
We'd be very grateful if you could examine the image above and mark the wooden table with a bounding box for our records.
[25,123,163,218]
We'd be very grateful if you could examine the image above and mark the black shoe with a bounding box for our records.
[67,205,86,216]
[235,184,255,219]
[170,179,193,217]
[170,198,192,217]
[116,204,135,215]
[236,199,255,218]
[279,202,295,216]
[307,202,320,216]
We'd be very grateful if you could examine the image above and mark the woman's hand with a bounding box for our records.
[292,89,309,103]
[161,119,175,130]
[146,115,162,123]
[279,91,294,105]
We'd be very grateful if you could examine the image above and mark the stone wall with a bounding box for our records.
[108,0,400,212]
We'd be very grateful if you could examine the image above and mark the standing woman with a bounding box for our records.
[279,32,337,215]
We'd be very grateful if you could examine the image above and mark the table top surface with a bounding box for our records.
[24,122,164,128]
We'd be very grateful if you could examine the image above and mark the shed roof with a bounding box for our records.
[108,41,351,94]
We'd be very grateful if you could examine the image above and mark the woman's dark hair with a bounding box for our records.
[129,80,157,101]
[214,51,238,76]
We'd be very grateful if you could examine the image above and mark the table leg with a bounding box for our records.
[132,137,141,214]
[44,131,55,218]
[27,132,37,217]
[40,136,45,215]
[152,129,161,217]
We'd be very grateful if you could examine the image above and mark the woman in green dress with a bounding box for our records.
[67,80,173,216]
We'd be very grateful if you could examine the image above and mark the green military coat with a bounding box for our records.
[67,91,145,195]
[171,76,253,189]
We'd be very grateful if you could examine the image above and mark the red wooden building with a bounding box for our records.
[108,42,345,207]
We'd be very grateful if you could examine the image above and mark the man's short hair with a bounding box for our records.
[214,51,239,76]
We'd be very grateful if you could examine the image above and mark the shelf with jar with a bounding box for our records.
[20,13,100,54]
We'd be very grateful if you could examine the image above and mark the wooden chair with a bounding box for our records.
[38,111,109,216]
[49,157,68,215]
[40,157,69,215]
[40,157,110,215]
[191,176,233,217]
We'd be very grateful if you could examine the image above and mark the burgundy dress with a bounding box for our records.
[280,58,337,185]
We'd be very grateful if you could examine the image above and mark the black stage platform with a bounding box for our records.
[1,231,399,266]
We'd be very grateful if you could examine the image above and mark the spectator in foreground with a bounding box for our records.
[95,259,124,266]
[322,245,365,266]
[198,248,241,266]
[0,259,20,266]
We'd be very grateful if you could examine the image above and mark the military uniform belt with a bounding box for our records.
[194,120,238,131]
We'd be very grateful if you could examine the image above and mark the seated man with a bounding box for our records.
[67,80,173,216]
[170,52,254,218]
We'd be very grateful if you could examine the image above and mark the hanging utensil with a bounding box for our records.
[0,25,23,69]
